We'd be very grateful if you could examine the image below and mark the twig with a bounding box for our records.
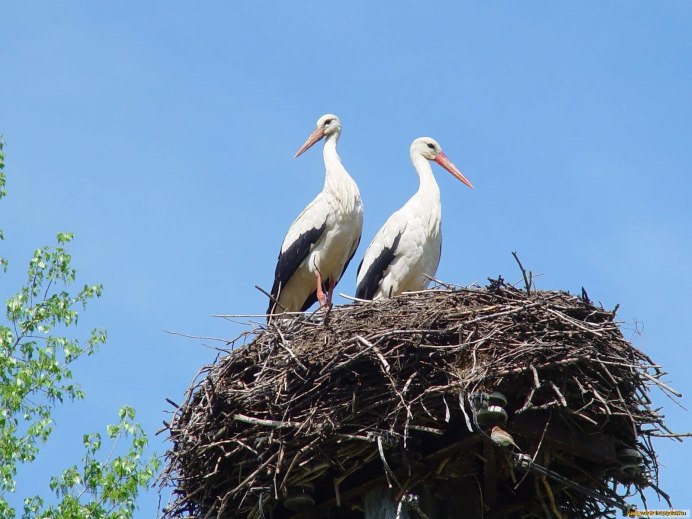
[255,284,287,314]
[421,273,461,290]
[163,330,234,344]
[338,292,373,303]
[530,364,542,389]
[511,251,532,295]
[641,371,683,398]
[377,435,402,490]
[550,382,568,407]
[358,336,390,373]
[649,432,692,438]
[214,311,304,319]
[233,413,302,429]
[275,327,308,371]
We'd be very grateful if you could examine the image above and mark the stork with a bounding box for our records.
[267,114,363,319]
[355,137,473,300]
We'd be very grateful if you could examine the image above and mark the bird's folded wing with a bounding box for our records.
[356,212,408,300]
[268,195,330,312]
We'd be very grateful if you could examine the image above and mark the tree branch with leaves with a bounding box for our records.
[0,137,159,518]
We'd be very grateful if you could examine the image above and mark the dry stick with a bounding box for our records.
[163,329,235,344]
[598,360,620,386]
[421,272,462,290]
[400,287,454,295]
[614,383,638,441]
[517,364,542,413]
[383,364,415,423]
[423,357,585,394]
[534,473,551,518]
[545,307,604,337]
[275,327,308,371]
[530,364,542,388]
[333,461,364,506]
[641,371,683,398]
[233,413,303,429]
[291,407,319,437]
[322,300,334,326]
[589,383,612,415]
[518,387,536,414]
[374,328,451,337]
[228,451,279,500]
[279,437,322,493]
[316,336,362,376]
[550,381,568,407]
[400,372,418,444]
[514,413,552,490]
[359,336,390,373]
[420,395,438,422]
[377,435,402,491]
[598,358,661,370]
[650,432,692,438]
[654,420,687,441]
[541,475,563,519]
[231,438,259,456]
[274,443,285,500]
[337,433,377,442]
[408,424,444,435]
[465,302,543,325]
[338,292,372,303]
[214,311,305,319]
[511,251,533,295]
[254,284,287,315]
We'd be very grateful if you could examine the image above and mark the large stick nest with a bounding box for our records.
[161,279,677,518]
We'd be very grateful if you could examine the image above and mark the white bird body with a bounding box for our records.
[356,137,472,300]
[269,115,363,318]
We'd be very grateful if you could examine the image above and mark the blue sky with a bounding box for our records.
[1,1,690,516]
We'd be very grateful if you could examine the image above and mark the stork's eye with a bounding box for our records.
[324,119,334,126]
[427,143,435,150]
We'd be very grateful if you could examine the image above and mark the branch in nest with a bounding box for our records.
[511,251,533,294]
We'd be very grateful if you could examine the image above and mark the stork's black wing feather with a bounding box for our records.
[268,222,327,315]
[337,234,361,286]
[355,231,403,300]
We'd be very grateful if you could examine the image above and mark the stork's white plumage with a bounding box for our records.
[268,114,363,319]
[355,137,473,300]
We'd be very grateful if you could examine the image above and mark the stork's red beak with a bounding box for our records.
[294,127,326,158]
[435,152,474,189]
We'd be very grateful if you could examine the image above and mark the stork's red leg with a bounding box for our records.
[326,277,336,306]
[315,271,327,307]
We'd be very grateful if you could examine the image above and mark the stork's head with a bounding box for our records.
[294,114,341,158]
[411,137,474,189]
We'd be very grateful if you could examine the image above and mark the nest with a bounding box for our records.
[161,279,677,519]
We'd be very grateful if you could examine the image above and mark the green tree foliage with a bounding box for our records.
[21,407,159,519]
[0,138,159,518]
[1,139,7,272]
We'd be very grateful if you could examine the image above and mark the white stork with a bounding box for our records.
[355,137,473,300]
[267,114,363,319]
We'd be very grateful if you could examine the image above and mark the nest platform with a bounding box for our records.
[161,279,676,519]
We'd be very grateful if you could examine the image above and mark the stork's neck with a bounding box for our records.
[411,153,441,205]
[323,132,359,202]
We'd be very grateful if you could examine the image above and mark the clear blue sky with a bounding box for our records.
[1,1,690,516]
